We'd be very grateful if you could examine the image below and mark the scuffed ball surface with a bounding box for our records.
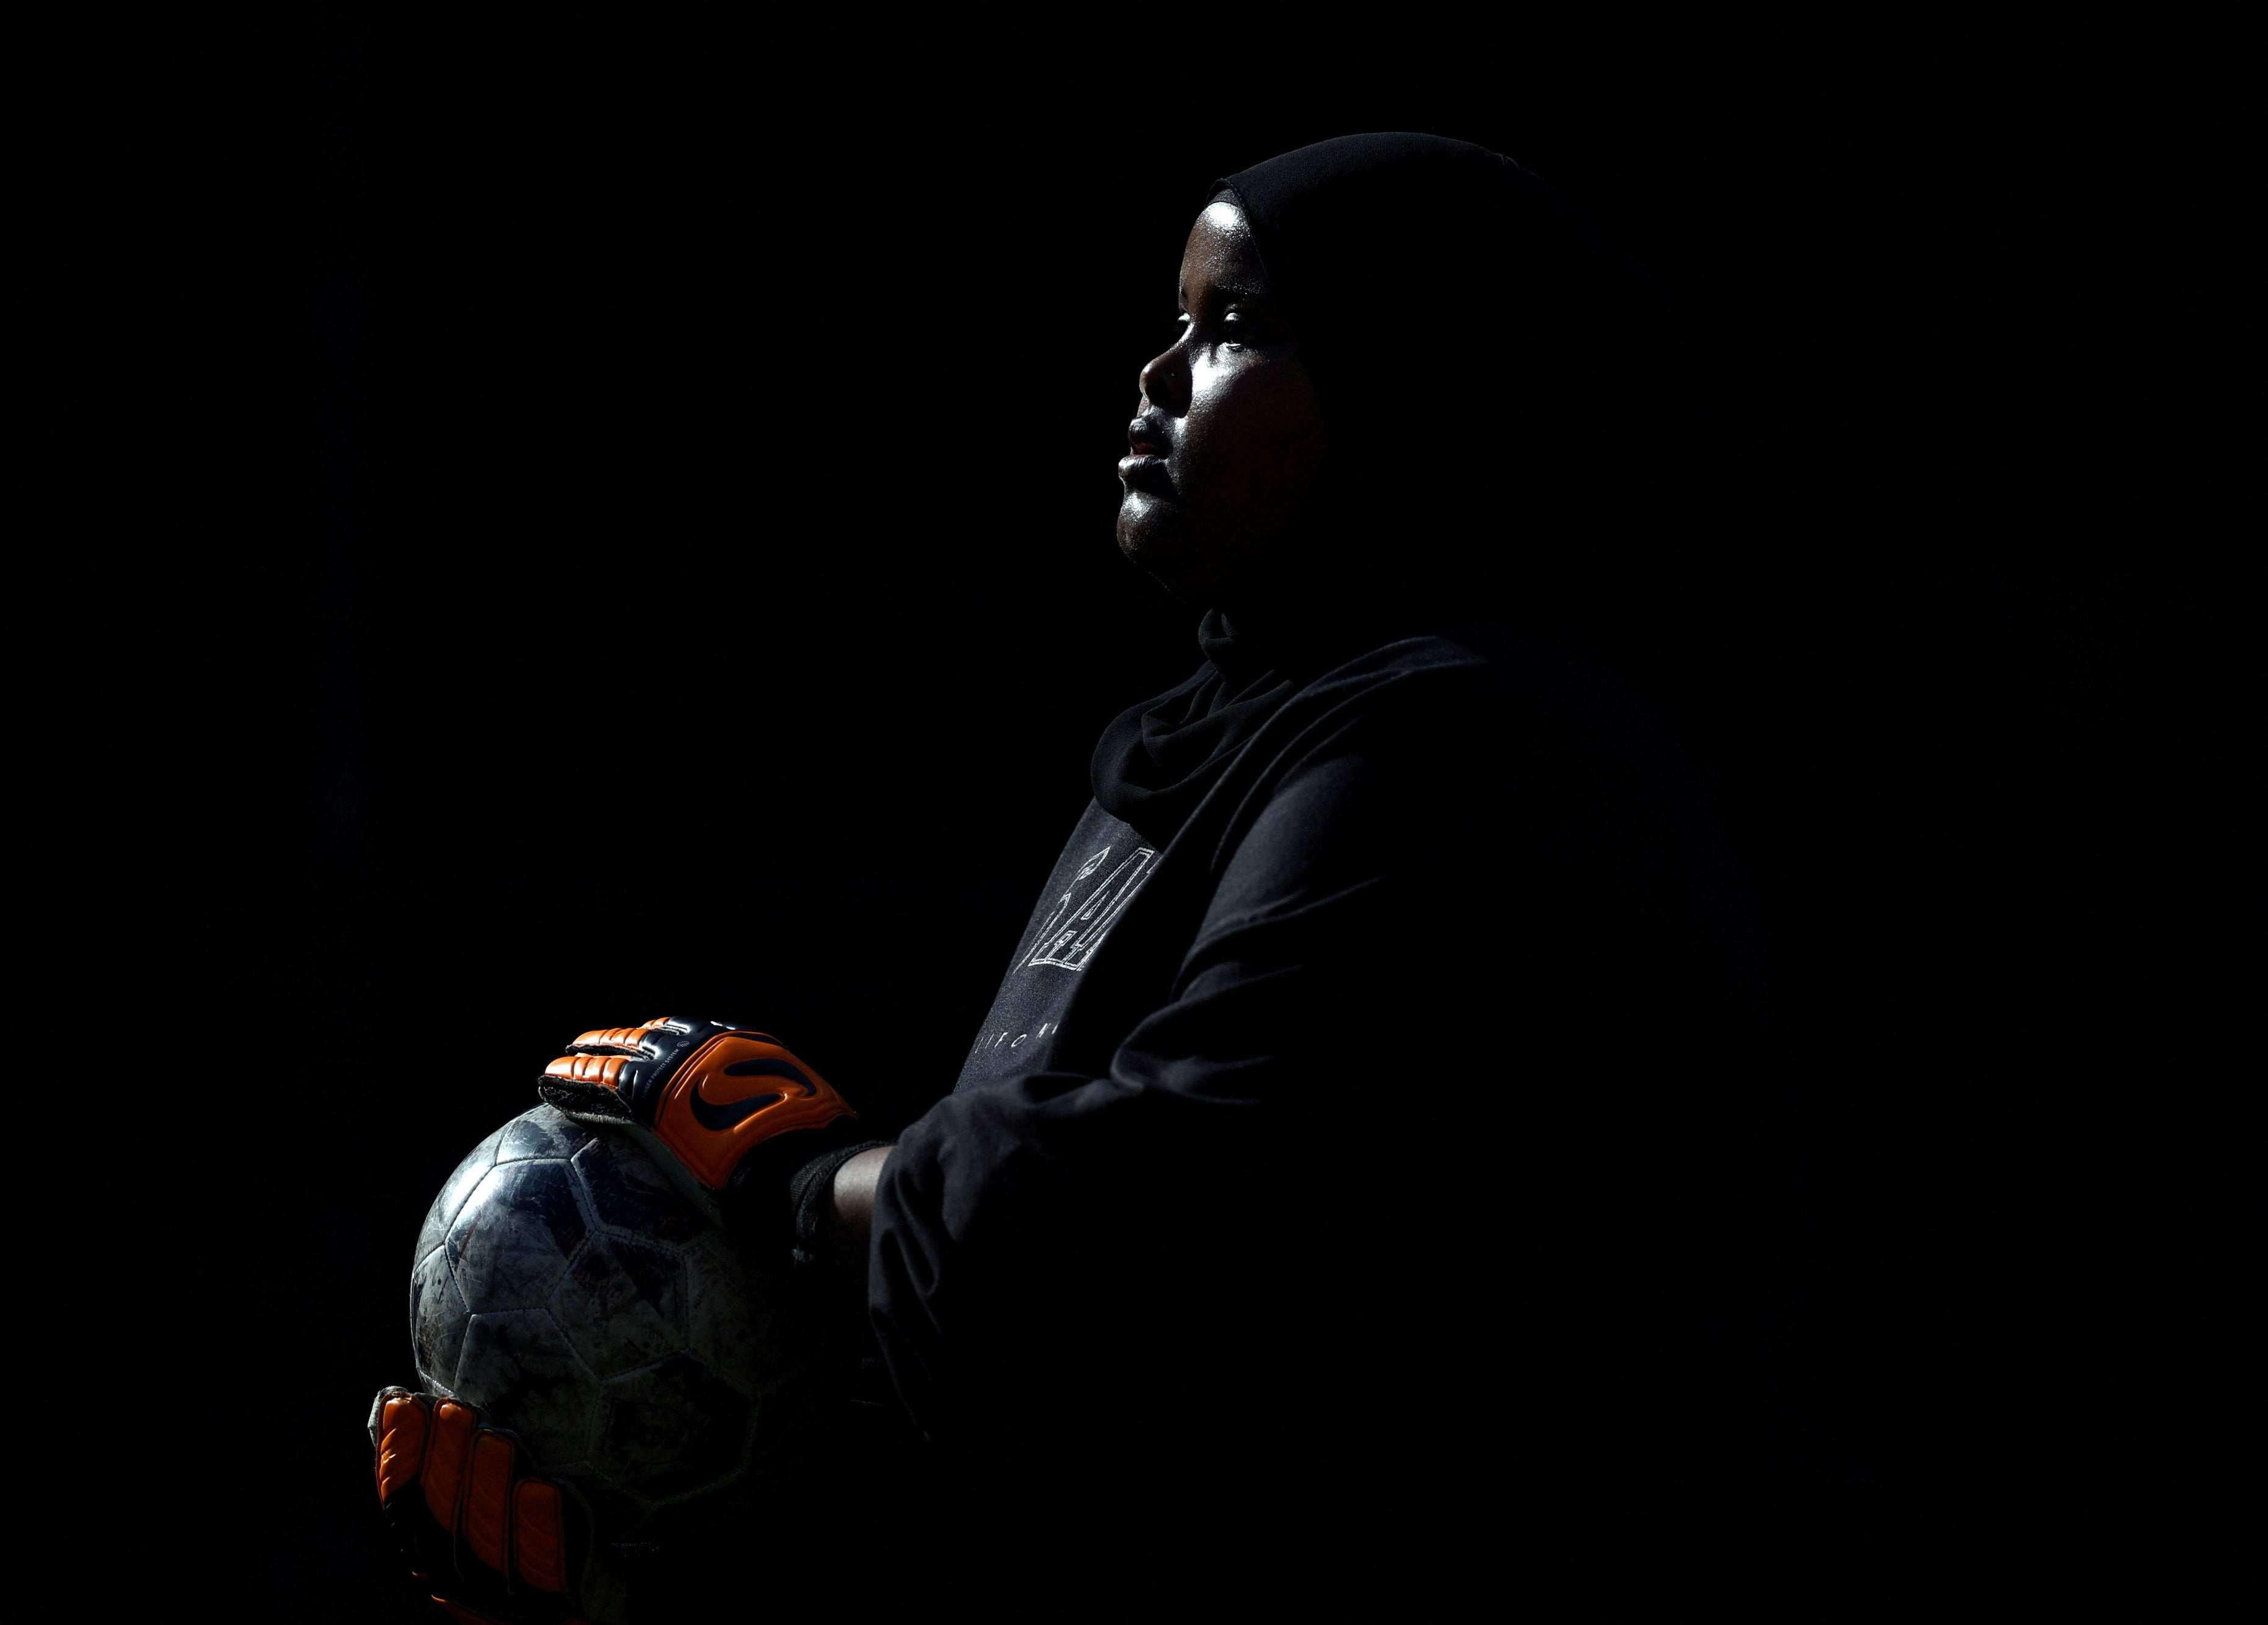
[410,1105,796,1525]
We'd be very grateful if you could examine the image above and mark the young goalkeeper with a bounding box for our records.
[372,132,1786,1620]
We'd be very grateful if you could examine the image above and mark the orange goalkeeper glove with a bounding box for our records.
[535,1016,881,1256]
[370,1388,591,1625]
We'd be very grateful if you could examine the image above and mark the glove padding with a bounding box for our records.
[536,1018,859,1227]
[371,1387,591,1625]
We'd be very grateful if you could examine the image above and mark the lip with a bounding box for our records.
[1118,454,1174,495]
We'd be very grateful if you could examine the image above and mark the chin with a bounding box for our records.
[1116,493,1192,577]
[1121,498,1273,605]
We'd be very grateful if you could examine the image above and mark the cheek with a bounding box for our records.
[1187,368,1323,501]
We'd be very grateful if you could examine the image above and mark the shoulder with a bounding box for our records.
[1225,621,1719,877]
[1267,622,1656,778]
[1199,631,1521,883]
[1250,629,1497,767]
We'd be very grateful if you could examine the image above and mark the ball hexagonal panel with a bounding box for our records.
[454,1309,601,1474]
[551,1234,687,1378]
[496,1106,594,1165]
[593,1352,753,1501]
[409,1240,469,1392]
[416,1120,508,1265]
[571,1134,703,1244]
[682,1232,784,1389]
[447,1159,588,1313]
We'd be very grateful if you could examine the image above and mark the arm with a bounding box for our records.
[822,1143,892,1288]
[861,719,1448,1456]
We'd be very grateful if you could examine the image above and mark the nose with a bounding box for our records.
[1137,339,1188,418]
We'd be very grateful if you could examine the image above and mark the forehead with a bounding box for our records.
[1180,198,1271,296]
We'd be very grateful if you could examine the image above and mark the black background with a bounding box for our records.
[104,13,2239,1612]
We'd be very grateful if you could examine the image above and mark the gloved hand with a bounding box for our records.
[536,1016,883,1255]
[371,1387,591,1625]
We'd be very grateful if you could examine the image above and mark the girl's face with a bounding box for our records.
[1116,199,1326,604]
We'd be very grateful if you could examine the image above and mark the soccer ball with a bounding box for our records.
[409,1104,812,1546]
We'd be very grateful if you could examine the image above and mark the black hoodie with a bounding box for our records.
[862,136,1785,1598]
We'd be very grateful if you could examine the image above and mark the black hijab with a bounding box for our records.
[1094,134,1661,843]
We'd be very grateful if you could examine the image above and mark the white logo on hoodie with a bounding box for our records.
[1024,844,1158,972]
